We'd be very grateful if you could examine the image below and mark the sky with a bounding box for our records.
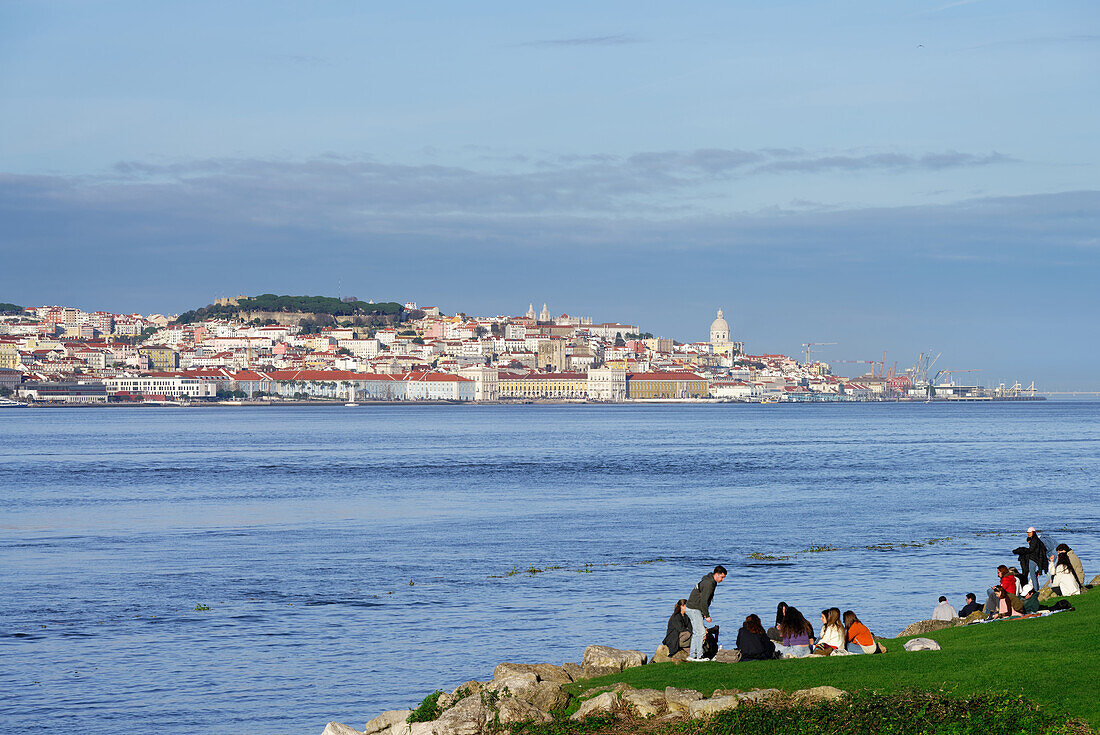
[1,0,1097,389]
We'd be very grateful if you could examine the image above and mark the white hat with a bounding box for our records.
[1027,527,1036,533]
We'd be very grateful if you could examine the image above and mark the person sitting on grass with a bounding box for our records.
[991,585,1024,619]
[766,601,788,642]
[959,593,983,618]
[662,598,693,658]
[736,613,777,661]
[985,566,1019,614]
[843,610,883,654]
[1051,551,1083,596]
[1051,544,1085,591]
[774,606,815,658]
[932,596,957,621]
[813,607,846,654]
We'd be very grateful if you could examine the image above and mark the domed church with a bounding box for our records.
[709,309,744,356]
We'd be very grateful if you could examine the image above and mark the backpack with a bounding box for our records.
[702,625,720,659]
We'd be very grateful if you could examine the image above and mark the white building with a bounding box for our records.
[586,367,627,401]
[104,376,218,398]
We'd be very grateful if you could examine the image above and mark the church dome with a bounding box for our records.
[710,309,730,345]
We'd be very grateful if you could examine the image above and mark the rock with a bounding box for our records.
[904,637,941,652]
[561,662,585,680]
[1038,584,1054,602]
[582,645,647,671]
[364,710,411,734]
[519,681,570,712]
[664,686,704,712]
[714,649,742,663]
[532,663,574,684]
[569,692,619,721]
[486,673,538,697]
[736,689,783,704]
[792,686,847,703]
[407,724,434,735]
[493,663,535,680]
[712,689,742,698]
[581,665,620,679]
[897,619,954,637]
[651,644,672,663]
[431,695,492,735]
[960,610,986,624]
[322,723,363,735]
[622,689,666,718]
[496,697,552,725]
[1089,574,1100,587]
[688,695,740,718]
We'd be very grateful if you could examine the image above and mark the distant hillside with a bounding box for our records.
[0,302,23,315]
[174,294,411,326]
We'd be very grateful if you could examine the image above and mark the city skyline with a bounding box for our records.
[1,1,1097,389]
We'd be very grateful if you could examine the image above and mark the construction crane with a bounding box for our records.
[934,368,980,385]
[907,351,941,385]
[801,342,836,364]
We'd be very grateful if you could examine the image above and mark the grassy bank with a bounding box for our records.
[564,586,1098,730]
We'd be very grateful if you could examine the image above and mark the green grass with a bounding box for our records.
[569,588,1098,727]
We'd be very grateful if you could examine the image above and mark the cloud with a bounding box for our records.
[516,34,644,47]
[83,147,1016,226]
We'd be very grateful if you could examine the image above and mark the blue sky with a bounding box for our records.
[1,1,1097,388]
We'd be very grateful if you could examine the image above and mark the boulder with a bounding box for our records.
[897,619,954,637]
[322,724,363,735]
[364,710,411,734]
[581,665,620,679]
[664,686,704,713]
[431,695,492,735]
[485,673,538,697]
[1038,584,1055,602]
[532,663,574,684]
[496,697,552,725]
[1089,574,1100,587]
[904,637,941,652]
[792,686,847,703]
[960,610,986,624]
[651,644,672,663]
[622,689,666,718]
[712,689,742,698]
[493,663,535,680]
[569,692,619,721]
[736,689,783,704]
[407,725,434,735]
[688,695,740,718]
[582,645,647,671]
[519,682,570,712]
[561,662,585,680]
[714,649,742,663]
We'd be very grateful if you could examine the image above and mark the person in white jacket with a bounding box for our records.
[816,607,847,652]
[1051,551,1082,596]
[932,596,957,620]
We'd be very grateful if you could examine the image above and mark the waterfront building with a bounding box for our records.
[586,367,627,401]
[19,381,108,403]
[498,371,588,399]
[626,371,708,399]
[104,376,218,399]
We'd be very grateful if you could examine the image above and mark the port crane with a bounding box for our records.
[933,368,980,385]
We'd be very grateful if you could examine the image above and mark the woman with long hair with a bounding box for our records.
[662,598,693,657]
[736,613,777,661]
[813,607,845,653]
[1051,552,1082,596]
[766,601,787,642]
[842,610,882,654]
[774,606,815,658]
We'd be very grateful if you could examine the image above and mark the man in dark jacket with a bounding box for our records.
[1024,527,1048,592]
[685,565,726,661]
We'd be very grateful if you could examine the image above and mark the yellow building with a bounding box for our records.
[498,371,588,399]
[0,342,19,370]
[138,346,179,371]
[626,371,709,399]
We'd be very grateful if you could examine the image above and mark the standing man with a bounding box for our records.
[1024,527,1048,593]
[685,565,726,661]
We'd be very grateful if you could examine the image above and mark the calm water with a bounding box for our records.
[2,403,1098,734]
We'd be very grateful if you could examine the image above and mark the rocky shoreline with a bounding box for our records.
[321,644,849,735]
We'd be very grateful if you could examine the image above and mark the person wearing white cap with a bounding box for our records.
[1024,527,1048,594]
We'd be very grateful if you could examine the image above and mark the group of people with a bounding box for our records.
[661,566,884,662]
[933,529,1087,622]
